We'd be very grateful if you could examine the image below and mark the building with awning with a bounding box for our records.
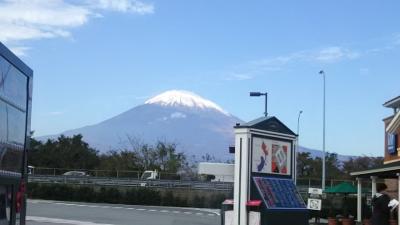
[351,95,400,224]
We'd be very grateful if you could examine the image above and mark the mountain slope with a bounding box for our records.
[40,90,243,159]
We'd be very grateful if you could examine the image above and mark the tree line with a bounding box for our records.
[29,134,384,179]
[297,152,383,180]
[29,134,189,174]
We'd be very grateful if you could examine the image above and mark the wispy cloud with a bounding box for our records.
[313,47,360,63]
[223,73,254,81]
[0,0,154,55]
[9,46,30,57]
[394,34,400,45]
[48,111,64,116]
[222,46,360,81]
[87,0,154,14]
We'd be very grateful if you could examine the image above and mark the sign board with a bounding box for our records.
[308,188,323,195]
[307,199,322,211]
[252,137,291,175]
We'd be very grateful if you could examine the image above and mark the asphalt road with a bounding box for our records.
[26,200,221,225]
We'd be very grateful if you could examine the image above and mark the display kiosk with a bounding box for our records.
[233,116,308,225]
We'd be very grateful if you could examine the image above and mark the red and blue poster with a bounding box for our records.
[252,137,291,175]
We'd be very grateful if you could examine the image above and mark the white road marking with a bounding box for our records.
[29,200,220,217]
[27,216,115,225]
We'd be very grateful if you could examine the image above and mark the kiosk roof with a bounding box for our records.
[234,116,297,136]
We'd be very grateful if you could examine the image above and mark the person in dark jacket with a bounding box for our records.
[371,183,391,225]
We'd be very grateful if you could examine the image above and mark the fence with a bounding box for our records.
[29,167,234,182]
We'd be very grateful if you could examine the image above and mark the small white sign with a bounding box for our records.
[225,210,234,225]
[248,211,261,225]
[307,198,322,211]
[308,188,323,195]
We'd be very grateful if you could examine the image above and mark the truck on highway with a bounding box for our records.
[198,162,234,182]
[0,42,33,225]
[141,170,159,180]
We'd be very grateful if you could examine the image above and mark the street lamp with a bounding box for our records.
[319,70,326,190]
[295,110,303,185]
[250,92,268,117]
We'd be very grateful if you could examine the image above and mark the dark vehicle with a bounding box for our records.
[0,42,33,225]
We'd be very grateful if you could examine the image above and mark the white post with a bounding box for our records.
[371,176,377,197]
[357,178,362,223]
[233,130,250,225]
[397,174,400,225]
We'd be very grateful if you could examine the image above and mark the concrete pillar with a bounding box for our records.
[371,176,377,197]
[357,177,362,223]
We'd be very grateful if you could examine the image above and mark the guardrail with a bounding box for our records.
[28,175,234,191]
[29,167,235,182]
[28,174,356,194]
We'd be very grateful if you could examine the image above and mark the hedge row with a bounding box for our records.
[27,183,228,209]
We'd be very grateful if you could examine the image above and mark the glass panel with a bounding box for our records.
[7,106,25,146]
[0,57,10,95]
[1,147,23,173]
[0,101,6,143]
[3,67,27,109]
[0,56,27,109]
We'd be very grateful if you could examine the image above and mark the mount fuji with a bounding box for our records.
[40,90,243,160]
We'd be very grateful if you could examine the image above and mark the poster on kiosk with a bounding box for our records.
[233,116,308,225]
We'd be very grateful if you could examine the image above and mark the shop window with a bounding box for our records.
[388,133,397,155]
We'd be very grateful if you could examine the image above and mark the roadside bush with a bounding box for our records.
[27,183,228,209]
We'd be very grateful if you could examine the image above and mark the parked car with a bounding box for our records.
[62,171,89,176]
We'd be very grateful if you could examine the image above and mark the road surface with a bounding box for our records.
[27,200,220,225]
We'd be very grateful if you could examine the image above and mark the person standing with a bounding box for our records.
[371,183,391,225]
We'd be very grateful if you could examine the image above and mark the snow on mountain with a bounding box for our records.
[39,90,242,160]
[145,90,230,115]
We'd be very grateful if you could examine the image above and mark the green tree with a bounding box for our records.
[29,134,99,169]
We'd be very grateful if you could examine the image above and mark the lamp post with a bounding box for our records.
[319,70,326,190]
[250,92,268,117]
[295,110,303,185]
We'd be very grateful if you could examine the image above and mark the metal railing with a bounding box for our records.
[29,167,235,182]
[28,167,356,192]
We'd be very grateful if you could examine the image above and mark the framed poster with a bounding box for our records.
[252,137,291,175]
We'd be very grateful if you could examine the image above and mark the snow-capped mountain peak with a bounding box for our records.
[145,90,229,115]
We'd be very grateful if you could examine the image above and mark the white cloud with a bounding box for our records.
[0,0,153,54]
[88,0,154,14]
[313,47,360,63]
[223,73,253,81]
[0,0,90,42]
[9,46,30,56]
[222,46,361,80]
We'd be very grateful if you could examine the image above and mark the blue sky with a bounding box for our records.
[1,0,400,156]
